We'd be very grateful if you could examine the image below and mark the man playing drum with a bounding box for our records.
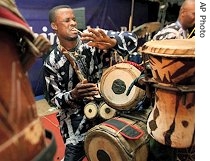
[43,5,138,161]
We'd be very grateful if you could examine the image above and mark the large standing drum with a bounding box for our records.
[140,39,195,85]
[141,39,195,148]
[0,1,54,161]
[100,63,145,111]
[84,116,150,161]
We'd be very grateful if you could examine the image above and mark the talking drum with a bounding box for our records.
[0,1,54,161]
[147,84,195,148]
[100,63,145,111]
[141,39,195,85]
[84,102,98,119]
[98,102,116,120]
[84,117,149,161]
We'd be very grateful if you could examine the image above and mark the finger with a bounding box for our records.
[79,83,98,90]
[82,79,88,84]
[90,28,101,38]
[98,29,107,38]
[80,90,99,97]
[87,42,99,48]
[81,36,95,42]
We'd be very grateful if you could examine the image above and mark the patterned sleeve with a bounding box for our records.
[106,30,138,57]
[152,23,181,40]
[43,50,78,109]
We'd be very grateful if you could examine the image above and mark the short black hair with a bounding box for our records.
[49,5,71,23]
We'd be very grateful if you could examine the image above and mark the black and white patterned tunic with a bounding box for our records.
[153,21,189,40]
[43,30,138,145]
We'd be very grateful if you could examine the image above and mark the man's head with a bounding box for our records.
[49,5,78,41]
[178,0,195,30]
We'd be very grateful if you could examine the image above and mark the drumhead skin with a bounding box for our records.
[141,39,195,57]
[100,63,145,110]
[84,102,98,119]
[140,39,195,84]
[98,102,116,120]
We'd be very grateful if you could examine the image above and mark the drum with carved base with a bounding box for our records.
[100,63,145,111]
[141,38,195,148]
[84,117,149,161]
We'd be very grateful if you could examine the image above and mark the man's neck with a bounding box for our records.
[59,38,79,51]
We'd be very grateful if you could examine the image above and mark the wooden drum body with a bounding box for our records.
[147,86,195,148]
[141,39,195,148]
[0,2,53,160]
[141,39,195,85]
[100,63,145,111]
[84,117,149,161]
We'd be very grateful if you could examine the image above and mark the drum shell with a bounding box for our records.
[98,102,116,120]
[140,39,195,85]
[0,31,47,161]
[84,117,149,161]
[148,55,195,84]
[100,63,145,111]
[147,87,195,148]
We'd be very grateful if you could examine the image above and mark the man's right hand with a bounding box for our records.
[70,80,99,101]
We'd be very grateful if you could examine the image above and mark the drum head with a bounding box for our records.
[85,129,129,161]
[98,102,116,120]
[141,39,195,57]
[100,63,145,110]
[84,102,98,119]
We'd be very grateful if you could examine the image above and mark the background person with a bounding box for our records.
[153,0,195,40]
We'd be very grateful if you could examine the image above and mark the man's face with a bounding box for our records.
[182,4,195,29]
[53,8,78,41]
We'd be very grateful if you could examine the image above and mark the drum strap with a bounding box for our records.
[102,118,144,140]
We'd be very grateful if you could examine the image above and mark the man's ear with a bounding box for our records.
[51,22,57,31]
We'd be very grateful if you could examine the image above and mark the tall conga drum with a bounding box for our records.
[100,62,145,111]
[141,39,195,148]
[0,1,54,160]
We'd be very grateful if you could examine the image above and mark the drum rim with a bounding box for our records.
[142,52,195,58]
